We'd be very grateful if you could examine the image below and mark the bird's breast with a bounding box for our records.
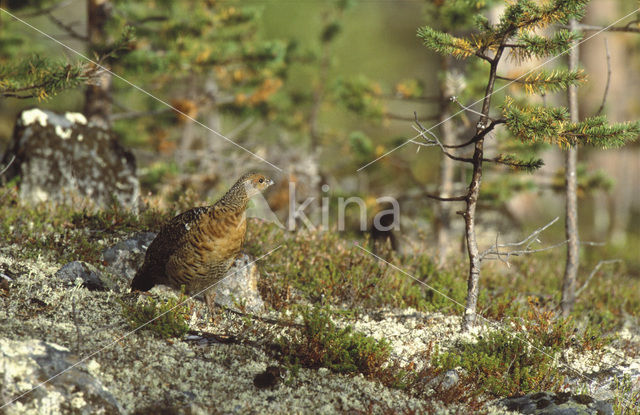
[197,211,246,262]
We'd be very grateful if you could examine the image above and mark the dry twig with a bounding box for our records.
[0,155,16,176]
[595,38,612,117]
[479,217,567,266]
[574,259,622,298]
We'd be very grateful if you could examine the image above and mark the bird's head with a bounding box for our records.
[238,172,274,198]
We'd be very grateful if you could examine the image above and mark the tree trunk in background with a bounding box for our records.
[83,0,112,128]
[435,57,456,265]
[581,0,635,243]
[561,18,580,317]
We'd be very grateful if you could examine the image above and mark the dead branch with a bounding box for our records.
[411,113,474,163]
[224,116,255,138]
[0,155,16,176]
[47,13,88,42]
[568,22,640,33]
[595,38,611,116]
[71,296,84,355]
[444,118,505,149]
[574,259,622,298]
[450,96,492,121]
[381,94,440,102]
[110,108,172,121]
[479,217,566,265]
[425,193,468,202]
[18,0,73,18]
[388,113,439,122]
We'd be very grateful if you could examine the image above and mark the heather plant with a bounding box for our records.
[276,305,391,376]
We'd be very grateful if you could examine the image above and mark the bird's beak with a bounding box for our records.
[267,178,274,187]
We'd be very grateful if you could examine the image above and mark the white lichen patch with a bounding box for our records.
[21,108,49,127]
[64,112,87,125]
[0,249,638,414]
[31,186,50,203]
[54,125,72,140]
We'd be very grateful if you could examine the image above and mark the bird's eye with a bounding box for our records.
[259,178,264,183]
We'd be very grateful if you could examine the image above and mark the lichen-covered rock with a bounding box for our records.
[214,253,265,313]
[0,108,139,210]
[0,338,123,415]
[500,391,613,415]
[54,261,107,291]
[102,232,156,282]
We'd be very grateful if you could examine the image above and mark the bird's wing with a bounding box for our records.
[131,206,212,290]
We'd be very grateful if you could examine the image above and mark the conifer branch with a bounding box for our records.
[502,97,640,148]
[417,26,490,61]
[483,154,544,172]
[496,69,585,94]
[506,30,582,60]
[0,57,97,100]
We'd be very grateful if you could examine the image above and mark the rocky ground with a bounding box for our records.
[0,239,639,415]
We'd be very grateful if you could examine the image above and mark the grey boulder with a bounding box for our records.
[1,108,139,210]
[500,391,613,415]
[0,338,123,414]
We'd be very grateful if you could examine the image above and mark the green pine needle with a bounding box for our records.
[503,97,640,148]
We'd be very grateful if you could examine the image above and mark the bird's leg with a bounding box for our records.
[203,289,220,323]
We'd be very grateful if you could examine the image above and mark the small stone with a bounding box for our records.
[590,400,613,415]
[54,261,106,291]
[426,368,460,390]
[214,253,265,313]
[102,232,156,282]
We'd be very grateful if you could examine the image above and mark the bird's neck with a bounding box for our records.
[216,182,249,213]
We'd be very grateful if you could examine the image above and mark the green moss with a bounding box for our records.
[121,290,192,339]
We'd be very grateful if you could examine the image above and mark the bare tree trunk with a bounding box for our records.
[84,0,112,128]
[561,19,580,317]
[435,57,456,265]
[462,138,484,330]
[462,52,502,331]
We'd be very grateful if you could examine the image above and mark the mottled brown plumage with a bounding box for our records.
[131,172,273,311]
